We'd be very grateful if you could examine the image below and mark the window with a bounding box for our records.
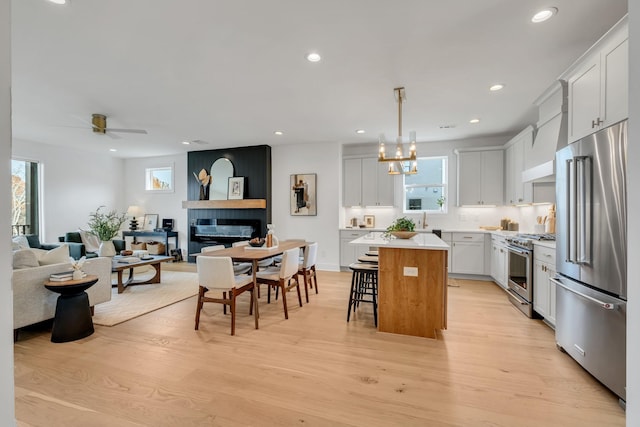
[402,156,447,213]
[11,159,40,235]
[145,165,174,192]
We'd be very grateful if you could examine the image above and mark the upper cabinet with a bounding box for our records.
[565,17,628,143]
[456,148,503,206]
[504,126,534,205]
[343,157,395,207]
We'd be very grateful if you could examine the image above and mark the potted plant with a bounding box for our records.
[87,206,127,256]
[383,217,417,239]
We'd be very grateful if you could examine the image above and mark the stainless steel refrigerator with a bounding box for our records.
[554,119,627,402]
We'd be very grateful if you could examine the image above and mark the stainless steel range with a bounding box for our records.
[505,233,555,317]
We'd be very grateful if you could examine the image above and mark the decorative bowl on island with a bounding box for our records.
[390,231,417,239]
[385,217,417,239]
[249,238,265,247]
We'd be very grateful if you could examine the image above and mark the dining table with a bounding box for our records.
[192,240,306,329]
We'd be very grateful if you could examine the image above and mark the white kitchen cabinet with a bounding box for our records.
[533,244,557,327]
[566,18,628,143]
[456,149,503,206]
[490,234,508,289]
[504,127,533,205]
[343,158,362,207]
[340,229,372,268]
[450,232,485,275]
[343,157,394,207]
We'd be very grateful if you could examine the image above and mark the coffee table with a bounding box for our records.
[111,255,173,293]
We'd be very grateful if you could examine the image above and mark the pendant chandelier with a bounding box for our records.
[378,86,418,175]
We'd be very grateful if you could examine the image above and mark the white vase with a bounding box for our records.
[72,270,84,280]
[98,240,116,257]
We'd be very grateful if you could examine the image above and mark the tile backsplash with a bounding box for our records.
[343,203,554,233]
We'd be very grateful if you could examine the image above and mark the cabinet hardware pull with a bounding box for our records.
[591,117,604,128]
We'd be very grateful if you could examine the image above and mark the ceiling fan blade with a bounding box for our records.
[105,128,148,134]
[105,131,122,140]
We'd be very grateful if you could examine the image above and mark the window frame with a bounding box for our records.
[402,156,448,214]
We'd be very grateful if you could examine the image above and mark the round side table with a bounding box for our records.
[44,274,99,343]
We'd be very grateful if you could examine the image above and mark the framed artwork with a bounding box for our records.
[364,215,375,228]
[290,173,317,216]
[228,176,245,200]
[143,214,159,230]
[145,165,174,192]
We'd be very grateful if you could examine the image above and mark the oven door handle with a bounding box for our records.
[507,288,529,305]
[507,246,530,256]
[550,277,616,310]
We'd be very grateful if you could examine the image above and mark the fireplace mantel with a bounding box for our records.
[181,199,267,209]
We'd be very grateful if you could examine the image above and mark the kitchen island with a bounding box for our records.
[350,232,449,339]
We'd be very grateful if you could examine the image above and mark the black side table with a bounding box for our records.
[44,275,99,343]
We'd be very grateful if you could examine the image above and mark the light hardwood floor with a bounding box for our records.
[14,263,625,426]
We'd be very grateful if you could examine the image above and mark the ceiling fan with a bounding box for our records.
[90,113,148,137]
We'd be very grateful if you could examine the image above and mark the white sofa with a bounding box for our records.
[12,256,112,331]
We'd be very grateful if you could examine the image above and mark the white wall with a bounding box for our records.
[628,0,638,423]
[272,142,341,271]
[123,153,188,254]
[12,139,125,243]
[1,0,15,423]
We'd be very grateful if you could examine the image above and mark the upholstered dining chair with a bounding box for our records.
[298,242,318,303]
[194,256,256,335]
[255,247,302,319]
[232,240,274,268]
[201,245,251,275]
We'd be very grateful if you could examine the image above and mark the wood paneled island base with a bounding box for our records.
[378,247,448,339]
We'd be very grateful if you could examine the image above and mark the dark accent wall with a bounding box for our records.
[187,145,272,258]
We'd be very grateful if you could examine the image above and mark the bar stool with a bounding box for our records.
[357,254,378,264]
[365,250,379,256]
[347,262,378,327]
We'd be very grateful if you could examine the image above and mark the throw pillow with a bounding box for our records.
[12,235,30,250]
[78,229,100,253]
[38,244,71,265]
[12,249,40,269]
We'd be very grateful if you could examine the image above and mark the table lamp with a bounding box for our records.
[126,205,143,231]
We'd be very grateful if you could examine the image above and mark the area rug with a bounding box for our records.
[92,270,199,326]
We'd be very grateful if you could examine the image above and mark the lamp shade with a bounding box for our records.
[126,205,143,218]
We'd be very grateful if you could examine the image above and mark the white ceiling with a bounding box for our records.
[11,0,628,158]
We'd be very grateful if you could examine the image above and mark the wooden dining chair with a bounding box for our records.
[298,242,318,303]
[194,256,256,335]
[255,247,302,319]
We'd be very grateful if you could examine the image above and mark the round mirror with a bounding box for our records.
[210,158,234,200]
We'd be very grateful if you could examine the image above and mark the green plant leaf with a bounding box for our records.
[87,206,127,242]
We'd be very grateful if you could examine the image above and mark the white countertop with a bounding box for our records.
[349,231,449,250]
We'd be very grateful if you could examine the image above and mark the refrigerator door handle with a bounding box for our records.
[551,277,616,310]
[566,158,577,263]
[576,156,591,264]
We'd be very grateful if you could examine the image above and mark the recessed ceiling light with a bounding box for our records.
[109,148,117,152]
[181,141,190,145]
[306,52,321,62]
[489,84,504,91]
[274,131,283,136]
[355,129,365,134]
[48,0,67,4]
[532,7,558,23]
[469,118,480,124]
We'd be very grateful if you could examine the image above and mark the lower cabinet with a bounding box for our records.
[490,235,508,289]
[340,230,372,268]
[533,244,557,327]
[449,232,486,275]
